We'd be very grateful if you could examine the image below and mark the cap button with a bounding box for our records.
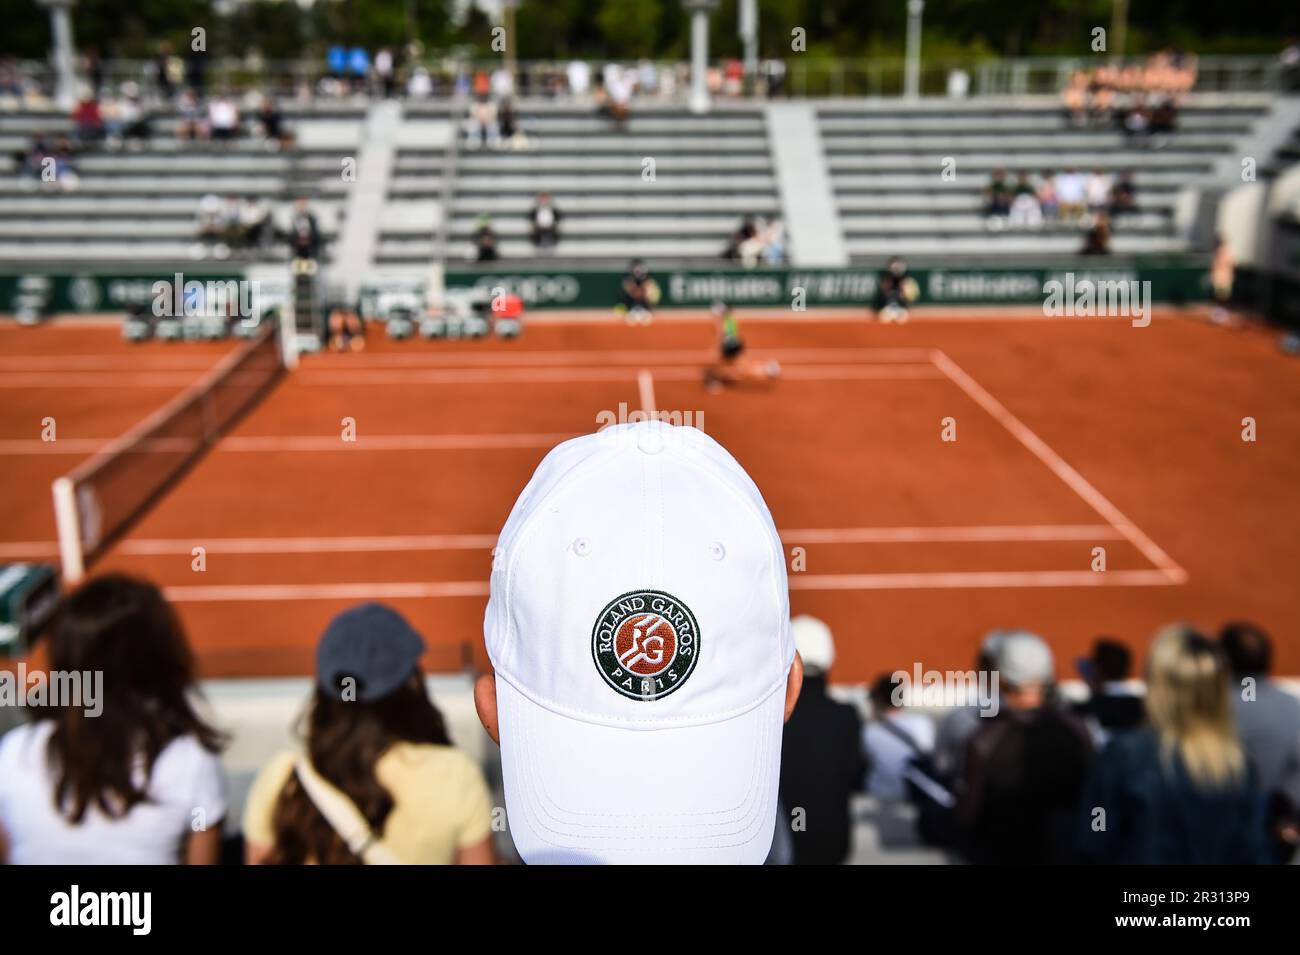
[637,425,665,455]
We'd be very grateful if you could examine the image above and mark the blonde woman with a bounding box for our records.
[1077,626,1268,864]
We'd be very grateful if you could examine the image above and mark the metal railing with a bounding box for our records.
[2,53,1289,107]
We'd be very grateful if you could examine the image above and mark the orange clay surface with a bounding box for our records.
[1,308,1297,682]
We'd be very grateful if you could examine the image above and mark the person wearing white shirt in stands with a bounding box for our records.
[1054,168,1086,221]
[1085,168,1113,213]
[864,673,937,800]
[0,575,227,864]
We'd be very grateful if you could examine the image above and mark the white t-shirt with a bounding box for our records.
[0,721,226,864]
[863,712,937,801]
[1054,172,1085,204]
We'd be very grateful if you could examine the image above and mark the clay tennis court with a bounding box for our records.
[2,308,1298,681]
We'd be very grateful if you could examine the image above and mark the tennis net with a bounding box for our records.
[52,323,286,583]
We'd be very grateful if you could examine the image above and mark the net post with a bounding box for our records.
[51,476,85,584]
[278,305,299,370]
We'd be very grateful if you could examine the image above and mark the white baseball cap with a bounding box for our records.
[484,420,794,864]
[995,631,1055,688]
[791,615,835,674]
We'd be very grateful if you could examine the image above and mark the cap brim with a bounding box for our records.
[496,675,783,864]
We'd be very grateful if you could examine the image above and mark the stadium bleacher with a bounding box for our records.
[5,92,1292,271]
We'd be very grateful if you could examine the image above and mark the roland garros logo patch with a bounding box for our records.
[592,589,700,701]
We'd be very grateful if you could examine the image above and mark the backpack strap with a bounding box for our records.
[294,757,402,865]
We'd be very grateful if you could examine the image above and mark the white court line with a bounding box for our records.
[303,346,935,369]
[298,364,939,386]
[790,569,1181,590]
[929,349,1188,584]
[5,347,935,379]
[784,524,1123,544]
[0,355,220,371]
[0,525,1129,560]
[157,568,1177,602]
[0,432,577,455]
[637,369,656,414]
[0,372,199,388]
[162,581,490,602]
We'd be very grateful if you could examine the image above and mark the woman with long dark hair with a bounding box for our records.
[0,574,227,864]
[243,604,494,864]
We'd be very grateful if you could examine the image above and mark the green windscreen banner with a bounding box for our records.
[444,259,1210,310]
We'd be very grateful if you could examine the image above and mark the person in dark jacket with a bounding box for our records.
[1072,637,1145,745]
[955,632,1093,865]
[1076,625,1270,865]
[778,615,865,864]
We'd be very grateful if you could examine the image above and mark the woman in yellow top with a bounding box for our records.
[243,604,494,865]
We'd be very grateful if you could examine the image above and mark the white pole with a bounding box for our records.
[52,477,85,583]
[904,0,924,100]
[41,0,78,110]
[684,0,717,114]
[739,0,758,85]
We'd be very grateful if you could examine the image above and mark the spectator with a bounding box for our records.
[1072,637,1145,747]
[375,47,395,98]
[738,216,772,267]
[71,94,103,147]
[465,96,500,149]
[1109,170,1137,216]
[0,575,227,864]
[529,191,561,253]
[723,216,757,261]
[154,41,178,102]
[243,604,493,864]
[778,616,865,864]
[176,88,205,141]
[566,59,591,98]
[1219,621,1300,862]
[953,632,1093,865]
[287,197,321,261]
[407,67,433,99]
[256,96,290,150]
[490,66,514,102]
[1077,625,1270,864]
[1080,212,1112,255]
[933,631,1009,779]
[1085,167,1112,213]
[983,167,1013,225]
[473,214,499,262]
[1007,172,1042,229]
[864,673,936,801]
[1054,168,1086,221]
[473,419,803,863]
[347,46,370,95]
[208,94,240,142]
[762,58,787,97]
[239,195,271,252]
[1062,70,1089,126]
[1036,169,1059,221]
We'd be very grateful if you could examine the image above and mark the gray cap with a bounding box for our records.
[995,631,1055,688]
[316,603,426,702]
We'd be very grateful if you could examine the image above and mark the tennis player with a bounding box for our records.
[703,300,780,392]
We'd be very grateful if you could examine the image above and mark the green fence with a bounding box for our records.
[0,270,247,317]
[1,260,1212,317]
[446,258,1211,311]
